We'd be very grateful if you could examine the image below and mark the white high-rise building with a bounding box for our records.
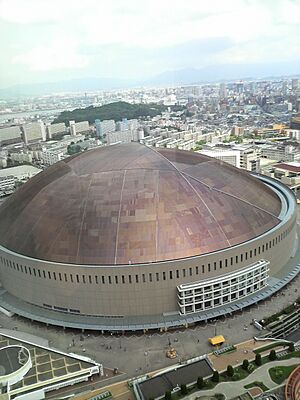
[22,121,46,144]
[46,123,66,139]
[107,130,138,145]
[100,120,116,136]
[69,121,76,136]
[219,83,227,99]
[0,126,22,146]
[69,121,89,136]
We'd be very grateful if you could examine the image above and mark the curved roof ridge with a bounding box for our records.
[114,170,127,265]
[148,146,232,247]
[181,171,280,221]
[76,175,93,261]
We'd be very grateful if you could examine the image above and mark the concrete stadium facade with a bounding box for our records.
[0,144,298,331]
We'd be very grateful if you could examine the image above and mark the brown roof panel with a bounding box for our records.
[0,143,281,265]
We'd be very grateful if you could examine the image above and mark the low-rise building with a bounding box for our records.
[261,161,300,196]
[41,148,65,166]
[260,144,300,162]
[0,165,41,182]
[198,148,241,167]
[10,152,33,164]
[0,175,15,192]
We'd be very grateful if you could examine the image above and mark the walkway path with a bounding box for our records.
[187,357,300,400]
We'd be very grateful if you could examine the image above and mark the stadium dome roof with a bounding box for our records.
[0,143,281,265]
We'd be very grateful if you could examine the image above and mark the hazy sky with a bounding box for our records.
[0,0,299,88]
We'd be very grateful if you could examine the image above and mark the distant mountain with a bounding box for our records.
[0,77,135,98]
[0,63,299,97]
[146,62,300,86]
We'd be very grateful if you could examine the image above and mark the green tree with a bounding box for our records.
[227,365,234,377]
[242,359,249,371]
[269,349,277,361]
[255,353,262,366]
[197,376,204,389]
[180,384,188,395]
[165,391,172,400]
[288,342,295,352]
[212,370,220,382]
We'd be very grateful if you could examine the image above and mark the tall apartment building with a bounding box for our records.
[291,79,299,90]
[116,118,128,131]
[232,126,244,136]
[286,129,300,142]
[46,122,67,139]
[99,120,116,136]
[219,83,227,99]
[0,126,22,146]
[239,148,260,172]
[107,129,138,145]
[128,119,138,131]
[22,121,46,145]
[95,119,102,138]
[69,121,89,136]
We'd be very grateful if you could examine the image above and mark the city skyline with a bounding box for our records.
[0,0,300,90]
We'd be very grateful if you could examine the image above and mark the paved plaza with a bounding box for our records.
[187,357,300,400]
[1,269,300,383]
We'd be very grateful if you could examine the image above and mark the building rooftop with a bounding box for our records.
[0,165,41,179]
[0,143,281,265]
[0,332,100,399]
[138,358,214,400]
[274,162,300,173]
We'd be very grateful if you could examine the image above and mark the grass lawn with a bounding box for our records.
[278,350,300,360]
[253,342,289,354]
[231,367,249,381]
[244,381,269,391]
[268,364,299,384]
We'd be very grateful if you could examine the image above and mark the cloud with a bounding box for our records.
[1,0,300,83]
[12,39,90,71]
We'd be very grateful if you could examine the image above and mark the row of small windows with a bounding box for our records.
[0,224,294,285]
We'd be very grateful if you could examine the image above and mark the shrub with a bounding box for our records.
[227,365,234,377]
[269,349,277,361]
[248,364,255,373]
[215,394,225,400]
[180,384,188,395]
[212,370,220,382]
[255,353,262,366]
[197,376,204,389]
[165,391,172,400]
[242,359,249,371]
[288,342,295,352]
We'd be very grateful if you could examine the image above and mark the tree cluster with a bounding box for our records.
[53,101,168,125]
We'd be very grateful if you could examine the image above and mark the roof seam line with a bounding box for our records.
[182,171,280,220]
[148,146,232,247]
[114,170,127,265]
[76,176,93,260]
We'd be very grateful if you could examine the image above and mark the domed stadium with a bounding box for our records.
[0,143,298,331]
